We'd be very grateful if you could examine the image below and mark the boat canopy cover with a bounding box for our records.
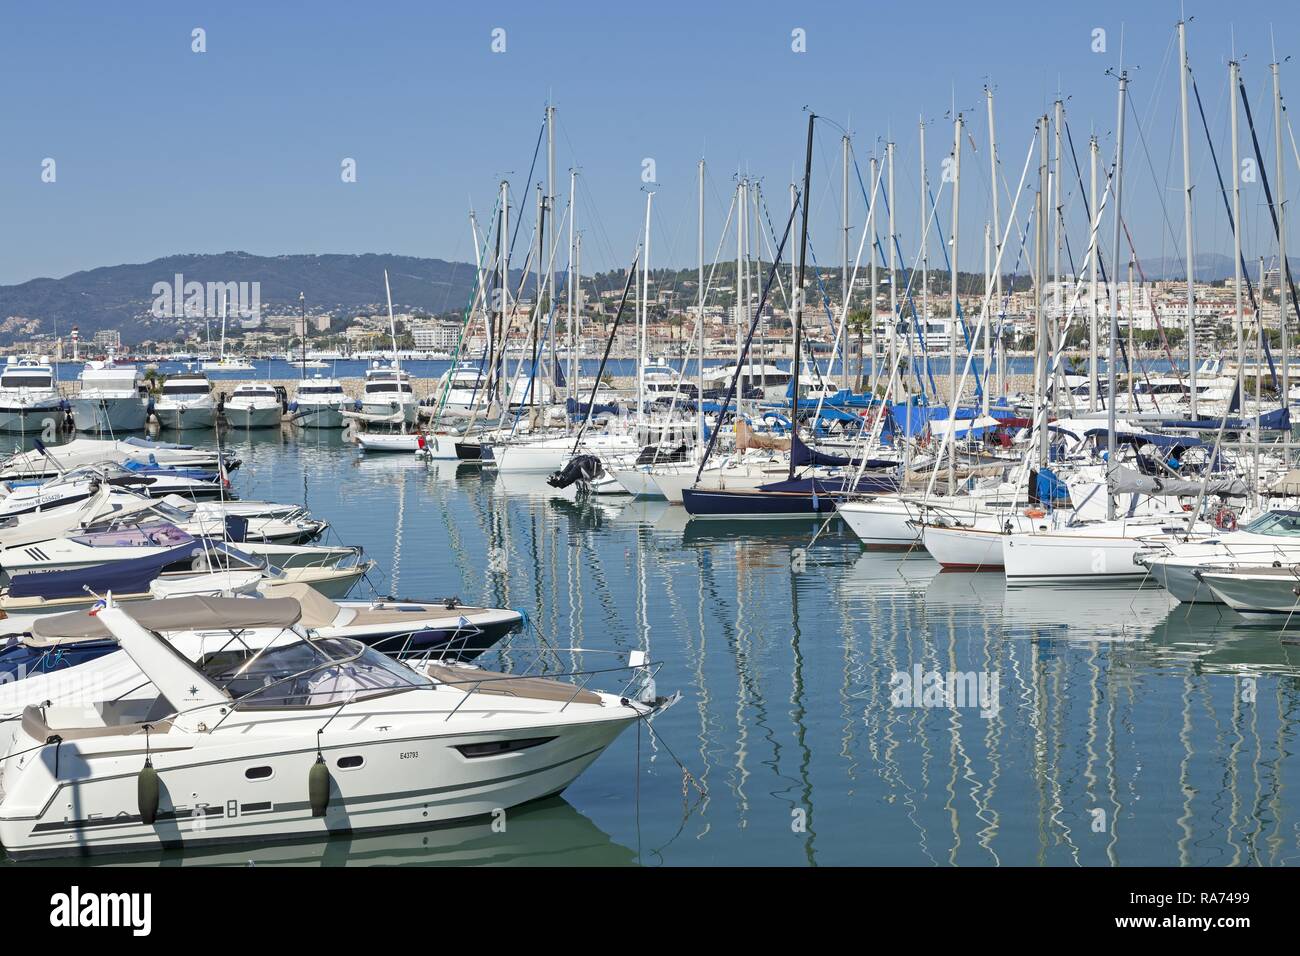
[792,433,852,467]
[1083,428,1205,451]
[4,542,205,600]
[28,595,303,645]
[1106,465,1249,498]
[265,581,344,628]
[565,397,619,418]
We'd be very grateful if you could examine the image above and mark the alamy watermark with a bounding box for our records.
[889,666,1000,719]
[151,274,261,321]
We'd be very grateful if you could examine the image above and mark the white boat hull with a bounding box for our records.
[154,402,217,431]
[69,397,149,434]
[0,403,64,435]
[222,402,282,429]
[293,404,348,429]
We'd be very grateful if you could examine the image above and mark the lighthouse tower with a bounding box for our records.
[71,326,79,362]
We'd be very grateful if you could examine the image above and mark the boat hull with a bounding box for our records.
[682,487,839,519]
[0,403,64,435]
[69,397,149,434]
[222,403,282,429]
[0,714,632,859]
[154,402,217,431]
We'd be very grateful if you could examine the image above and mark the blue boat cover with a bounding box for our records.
[5,543,205,600]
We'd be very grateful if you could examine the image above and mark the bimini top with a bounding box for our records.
[28,595,303,646]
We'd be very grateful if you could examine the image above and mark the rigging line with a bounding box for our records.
[1237,70,1300,359]
[694,192,800,482]
[1127,91,1186,258]
[1191,70,1277,392]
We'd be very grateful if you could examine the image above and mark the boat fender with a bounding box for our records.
[309,754,330,817]
[138,756,160,825]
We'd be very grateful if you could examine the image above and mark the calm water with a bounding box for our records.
[22,428,1300,866]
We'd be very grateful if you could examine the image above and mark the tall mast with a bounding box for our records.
[949,111,962,490]
[842,133,851,390]
[497,180,510,408]
[919,118,929,383]
[869,154,879,392]
[532,182,543,408]
[985,88,1005,398]
[983,220,991,416]
[547,104,557,396]
[1274,59,1290,456]
[698,158,706,449]
[568,167,577,402]
[887,141,897,394]
[1178,19,1198,416]
[640,190,652,429]
[736,179,745,369]
[1108,72,1129,521]
[789,112,816,481]
[1053,99,1063,369]
[1088,135,1100,411]
[298,291,306,377]
[1231,59,1245,424]
[1035,115,1050,468]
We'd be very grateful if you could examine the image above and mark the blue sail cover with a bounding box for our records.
[1158,407,1291,431]
[5,543,204,600]
[565,397,620,418]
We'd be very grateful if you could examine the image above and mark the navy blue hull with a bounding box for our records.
[682,487,840,519]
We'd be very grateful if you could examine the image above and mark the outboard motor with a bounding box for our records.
[547,454,604,489]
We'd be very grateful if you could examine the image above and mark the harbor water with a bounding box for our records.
[16,426,1299,867]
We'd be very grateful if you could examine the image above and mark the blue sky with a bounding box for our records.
[2,0,1298,285]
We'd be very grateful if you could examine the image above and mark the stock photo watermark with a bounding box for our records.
[889,666,1000,719]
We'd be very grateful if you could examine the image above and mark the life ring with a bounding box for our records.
[1213,508,1238,532]
[1024,508,1046,519]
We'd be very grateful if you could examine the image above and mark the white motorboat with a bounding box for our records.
[153,372,217,431]
[290,376,355,429]
[432,361,491,419]
[222,383,283,429]
[0,437,236,481]
[1136,509,1300,603]
[0,358,63,435]
[69,356,150,434]
[491,432,640,474]
[357,431,424,454]
[359,363,419,425]
[0,595,657,858]
[1196,564,1300,618]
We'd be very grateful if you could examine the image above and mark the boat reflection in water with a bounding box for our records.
[23,798,634,868]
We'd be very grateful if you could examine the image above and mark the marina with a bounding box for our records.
[7,6,1300,927]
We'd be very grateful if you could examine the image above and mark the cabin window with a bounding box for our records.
[336,755,365,770]
[245,765,274,780]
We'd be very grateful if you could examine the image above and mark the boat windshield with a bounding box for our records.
[224,637,427,707]
[1240,510,1300,537]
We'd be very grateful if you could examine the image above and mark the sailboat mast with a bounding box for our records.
[842,134,851,391]
[1274,60,1290,455]
[1035,114,1050,468]
[547,104,557,397]
[1178,19,1198,417]
[1231,59,1246,422]
[789,112,816,481]
[640,190,652,431]
[497,179,510,408]
[887,141,897,392]
[1108,71,1129,521]
[568,167,577,402]
[949,111,962,491]
[698,158,706,449]
[1089,135,1099,411]
[868,154,878,392]
[985,88,1005,398]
